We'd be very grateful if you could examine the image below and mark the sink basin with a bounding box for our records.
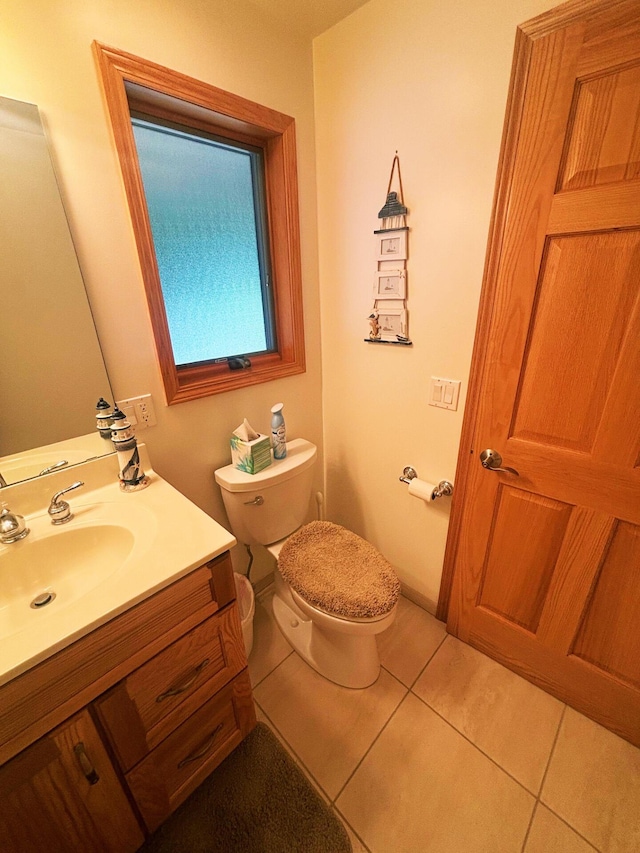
[0,458,236,687]
[0,495,158,657]
[0,450,97,485]
[0,524,135,635]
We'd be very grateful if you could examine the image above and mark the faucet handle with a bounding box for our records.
[0,502,30,544]
[49,481,84,525]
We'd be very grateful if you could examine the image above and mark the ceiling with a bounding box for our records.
[244,0,370,39]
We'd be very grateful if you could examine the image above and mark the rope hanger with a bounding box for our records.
[386,152,405,205]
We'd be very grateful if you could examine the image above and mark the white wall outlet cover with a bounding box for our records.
[116,394,157,429]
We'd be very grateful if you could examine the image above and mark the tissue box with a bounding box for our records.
[230,433,272,474]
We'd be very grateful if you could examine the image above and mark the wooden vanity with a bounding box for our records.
[0,551,256,850]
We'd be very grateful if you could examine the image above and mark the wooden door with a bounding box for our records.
[444,0,640,747]
[0,709,144,852]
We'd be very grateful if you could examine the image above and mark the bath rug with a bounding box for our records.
[138,722,352,853]
[278,520,400,618]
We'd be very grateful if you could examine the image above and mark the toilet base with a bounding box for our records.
[272,572,391,689]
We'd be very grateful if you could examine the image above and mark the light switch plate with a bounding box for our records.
[429,377,461,410]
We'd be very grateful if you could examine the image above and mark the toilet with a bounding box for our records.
[214,439,400,688]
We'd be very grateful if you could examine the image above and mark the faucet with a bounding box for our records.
[48,481,84,525]
[39,460,69,477]
[0,502,29,543]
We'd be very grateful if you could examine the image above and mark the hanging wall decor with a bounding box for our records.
[366,153,412,345]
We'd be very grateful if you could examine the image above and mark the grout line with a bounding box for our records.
[520,799,539,853]
[537,804,602,852]
[254,698,332,803]
[408,632,448,690]
[333,689,410,804]
[333,801,372,852]
[249,647,293,689]
[536,703,566,799]
[411,690,538,798]
[534,706,603,852]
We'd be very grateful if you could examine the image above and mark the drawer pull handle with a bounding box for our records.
[156,658,210,703]
[73,743,100,785]
[177,723,224,769]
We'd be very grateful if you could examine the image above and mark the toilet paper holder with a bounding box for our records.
[399,467,453,499]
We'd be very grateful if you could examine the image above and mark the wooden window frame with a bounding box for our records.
[93,43,305,404]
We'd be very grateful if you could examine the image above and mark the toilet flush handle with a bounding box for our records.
[244,495,264,506]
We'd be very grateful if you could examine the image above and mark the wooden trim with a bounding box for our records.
[436,26,535,621]
[548,181,640,233]
[0,736,59,796]
[93,43,305,404]
[518,0,631,39]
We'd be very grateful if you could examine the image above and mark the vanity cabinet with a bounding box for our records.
[0,551,256,849]
[0,709,143,852]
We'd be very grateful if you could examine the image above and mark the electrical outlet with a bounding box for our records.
[116,394,157,429]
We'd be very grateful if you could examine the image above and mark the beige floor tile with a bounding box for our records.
[541,707,640,853]
[524,805,598,853]
[255,699,329,803]
[377,595,447,687]
[336,811,370,853]
[253,652,407,800]
[337,692,534,853]
[413,636,563,793]
[247,588,293,687]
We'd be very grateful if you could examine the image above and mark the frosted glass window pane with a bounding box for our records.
[132,119,271,365]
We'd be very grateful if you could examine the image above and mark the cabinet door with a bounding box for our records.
[0,709,143,853]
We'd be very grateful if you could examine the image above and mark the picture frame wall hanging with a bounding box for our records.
[366,153,412,346]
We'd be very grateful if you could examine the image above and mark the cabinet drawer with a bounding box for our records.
[126,669,256,833]
[0,551,235,766]
[95,604,246,771]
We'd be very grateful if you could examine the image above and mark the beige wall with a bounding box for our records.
[1,0,323,582]
[314,0,557,610]
[3,0,567,601]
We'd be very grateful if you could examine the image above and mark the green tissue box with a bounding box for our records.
[230,434,272,474]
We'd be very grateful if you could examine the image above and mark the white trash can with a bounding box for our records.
[234,573,255,658]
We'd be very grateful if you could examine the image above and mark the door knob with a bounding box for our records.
[479,449,519,476]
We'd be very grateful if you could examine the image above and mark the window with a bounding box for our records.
[131,117,275,366]
[93,43,305,403]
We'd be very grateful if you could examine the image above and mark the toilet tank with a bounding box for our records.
[214,439,317,545]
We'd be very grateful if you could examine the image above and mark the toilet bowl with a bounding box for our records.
[214,439,399,688]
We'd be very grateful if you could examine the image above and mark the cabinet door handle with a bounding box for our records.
[155,658,210,703]
[177,723,224,769]
[73,742,100,785]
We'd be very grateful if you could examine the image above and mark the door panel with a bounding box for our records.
[559,64,640,190]
[511,232,640,452]
[479,489,572,633]
[445,0,640,747]
[572,521,640,688]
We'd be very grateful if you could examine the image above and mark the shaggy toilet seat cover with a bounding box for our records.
[278,521,400,619]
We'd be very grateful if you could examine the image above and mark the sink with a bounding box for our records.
[0,454,236,687]
[0,524,135,635]
[0,450,97,485]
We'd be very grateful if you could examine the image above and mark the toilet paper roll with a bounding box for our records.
[408,478,436,502]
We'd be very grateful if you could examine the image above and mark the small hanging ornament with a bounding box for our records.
[366,153,412,346]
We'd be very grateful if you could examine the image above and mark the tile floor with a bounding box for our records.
[248,586,640,853]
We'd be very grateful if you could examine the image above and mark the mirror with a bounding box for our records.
[0,96,113,485]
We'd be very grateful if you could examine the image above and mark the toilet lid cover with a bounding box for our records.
[278,521,400,618]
